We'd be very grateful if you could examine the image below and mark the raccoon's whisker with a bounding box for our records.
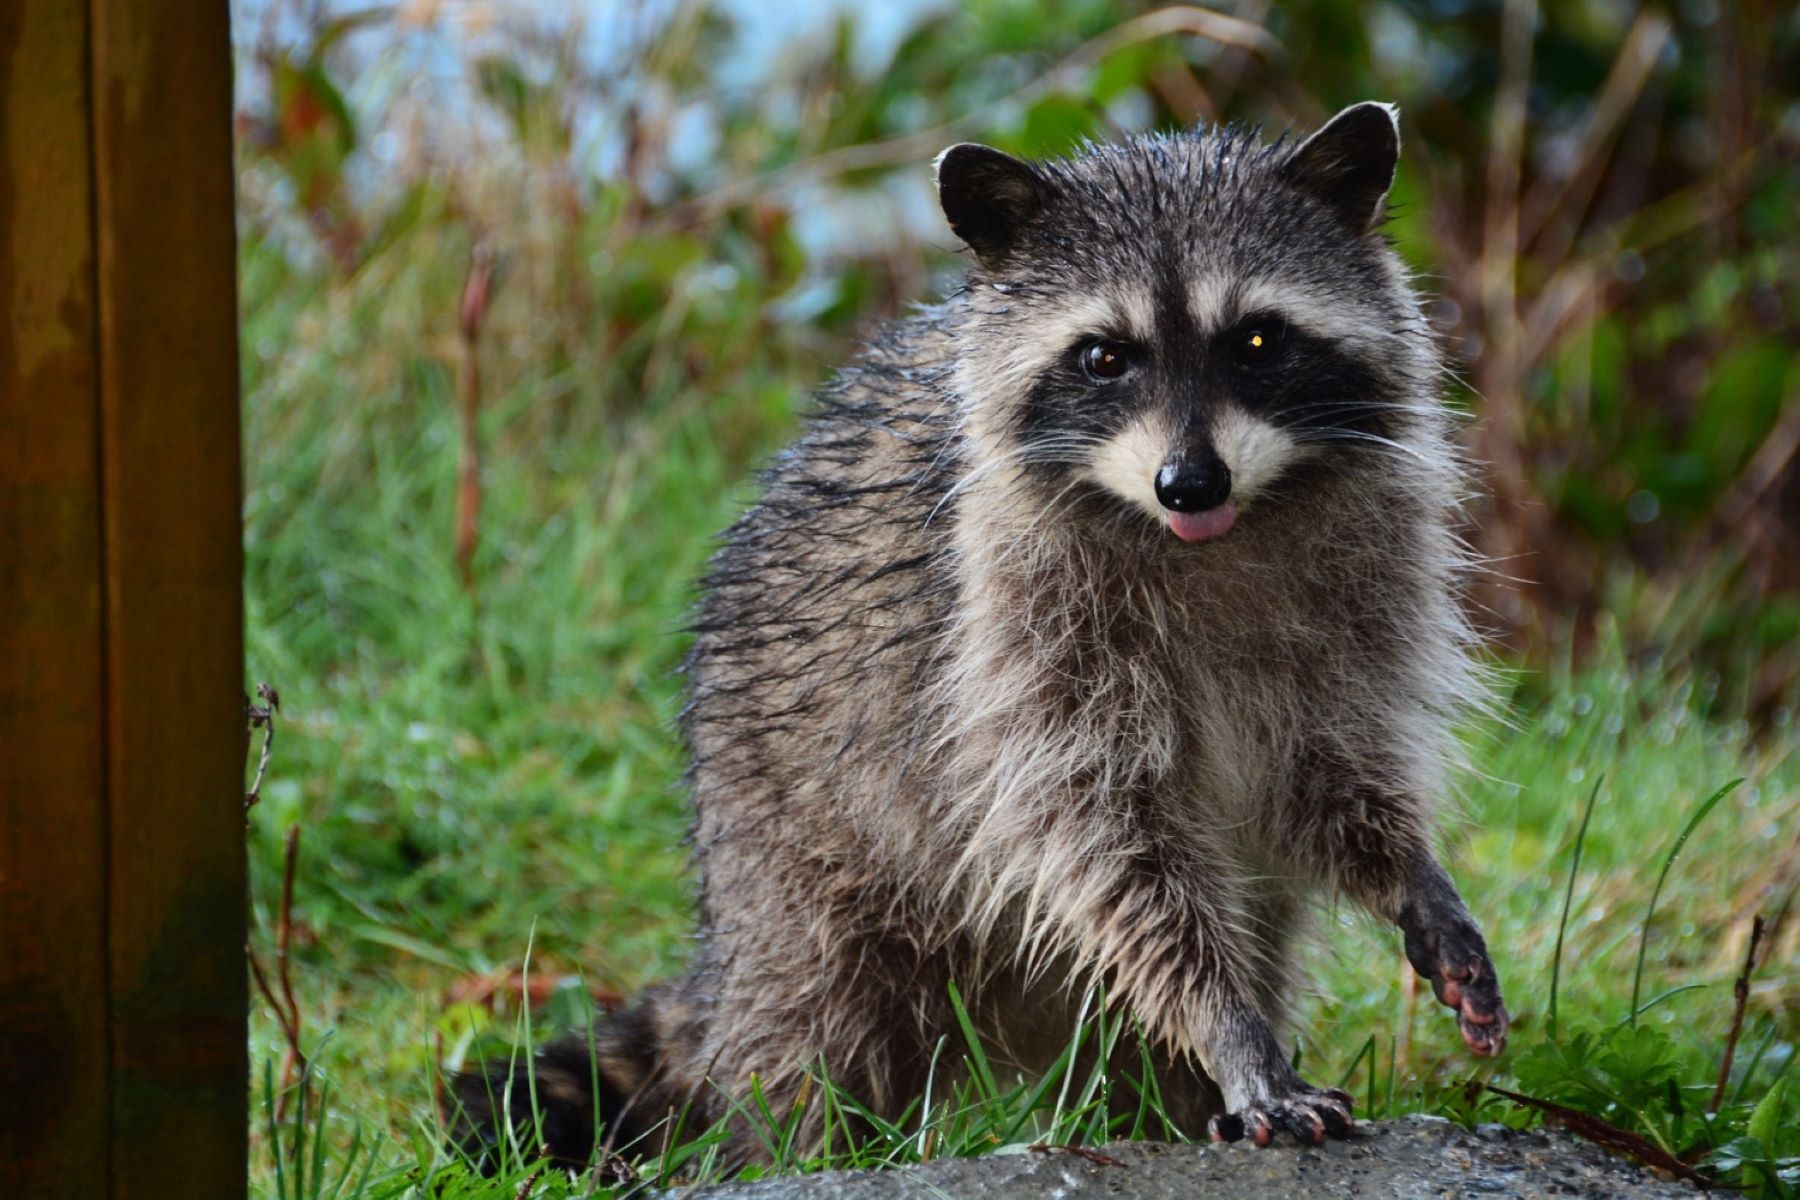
[929,435,1107,527]
[1018,433,1109,456]
[1020,448,1107,469]
[1279,400,1443,422]
[1294,428,1436,469]
[1021,435,1108,451]
[928,445,1040,523]
[1021,453,1106,469]
[1281,398,1440,414]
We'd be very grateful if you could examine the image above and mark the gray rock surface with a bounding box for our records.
[688,1116,1696,1198]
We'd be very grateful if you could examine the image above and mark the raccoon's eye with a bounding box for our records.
[1232,322,1286,368]
[1078,340,1135,382]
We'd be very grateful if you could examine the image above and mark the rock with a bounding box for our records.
[685,1116,1699,1199]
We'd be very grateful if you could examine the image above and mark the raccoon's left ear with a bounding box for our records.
[1282,101,1401,235]
[935,143,1047,266]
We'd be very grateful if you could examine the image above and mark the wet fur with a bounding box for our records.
[451,106,1507,1169]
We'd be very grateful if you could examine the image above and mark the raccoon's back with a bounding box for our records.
[681,315,962,829]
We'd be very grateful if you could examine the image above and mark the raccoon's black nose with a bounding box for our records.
[1155,461,1233,512]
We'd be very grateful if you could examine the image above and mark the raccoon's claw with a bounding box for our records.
[1402,908,1509,1057]
[1208,1087,1354,1147]
[1443,962,1509,1057]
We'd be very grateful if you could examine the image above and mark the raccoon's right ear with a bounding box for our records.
[935,143,1047,266]
[1282,101,1402,235]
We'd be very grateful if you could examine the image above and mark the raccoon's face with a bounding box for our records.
[937,103,1440,545]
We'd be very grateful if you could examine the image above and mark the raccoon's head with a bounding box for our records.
[936,102,1445,545]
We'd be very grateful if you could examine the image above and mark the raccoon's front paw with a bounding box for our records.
[1401,906,1509,1057]
[1207,1085,1355,1147]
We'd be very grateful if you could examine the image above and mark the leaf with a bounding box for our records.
[1692,341,1791,483]
[1020,95,1096,156]
[1748,1079,1788,1154]
[313,8,386,56]
[1088,44,1156,104]
[1597,1023,1682,1087]
[1706,1134,1764,1175]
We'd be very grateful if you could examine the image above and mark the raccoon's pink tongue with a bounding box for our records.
[1167,502,1238,543]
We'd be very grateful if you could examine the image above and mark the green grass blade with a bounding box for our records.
[1609,983,1709,1032]
[324,1118,363,1200]
[916,1034,948,1159]
[946,980,997,1101]
[741,1071,783,1163]
[1384,1034,1398,1117]
[519,926,544,1162]
[1069,988,1125,1144]
[1629,779,1741,1025]
[264,1058,289,1200]
[291,1058,310,1200]
[999,1034,1076,1145]
[341,1126,379,1200]
[1549,775,1603,1043]
[307,1077,333,1200]
[1336,1033,1376,1092]
[1047,982,1098,1138]
[1733,1025,1782,1106]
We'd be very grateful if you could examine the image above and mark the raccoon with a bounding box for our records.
[451,101,1508,1170]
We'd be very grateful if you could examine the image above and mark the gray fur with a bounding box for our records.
[451,102,1508,1169]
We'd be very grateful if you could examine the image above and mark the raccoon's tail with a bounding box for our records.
[446,996,679,1175]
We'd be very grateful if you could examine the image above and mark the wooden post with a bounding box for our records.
[0,3,245,1197]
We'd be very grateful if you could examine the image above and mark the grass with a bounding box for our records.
[242,220,1799,1196]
